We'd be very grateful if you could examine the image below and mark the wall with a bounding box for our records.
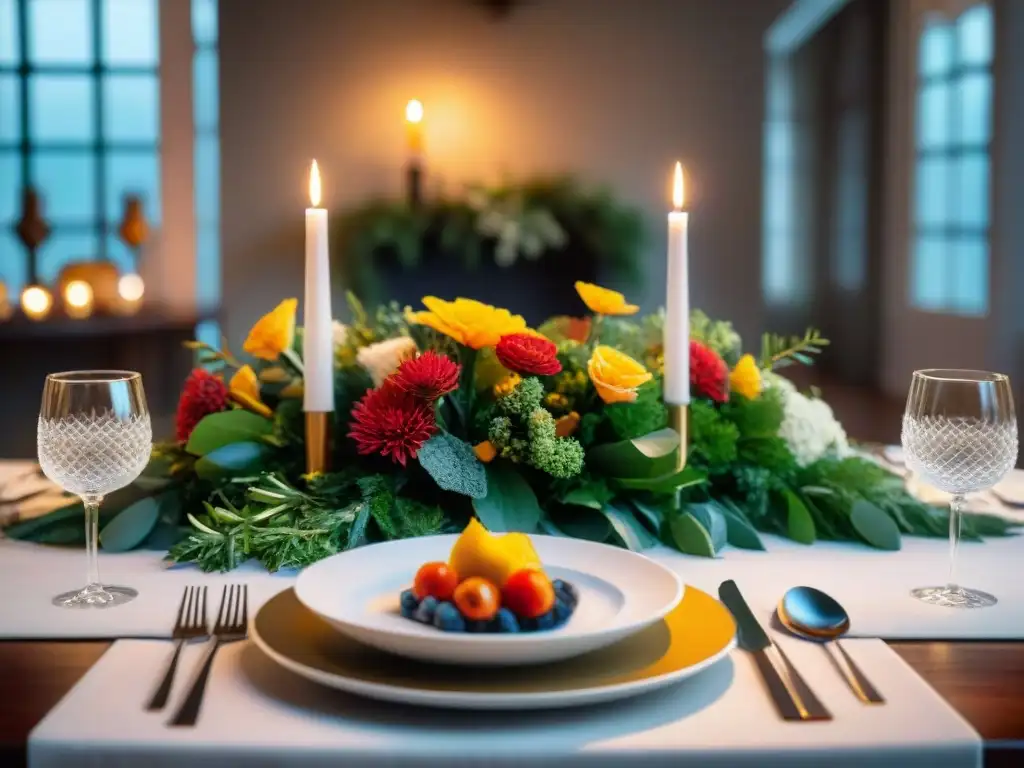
[218,0,788,347]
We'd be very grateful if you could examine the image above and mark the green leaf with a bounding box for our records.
[347,502,372,549]
[559,483,612,510]
[472,463,543,532]
[718,499,766,551]
[99,497,160,552]
[687,502,728,553]
[612,466,706,493]
[629,498,667,535]
[602,503,657,551]
[783,489,816,544]
[669,512,717,557]
[418,434,487,498]
[586,427,680,479]
[186,409,273,456]
[195,442,269,480]
[549,505,612,542]
[850,500,902,551]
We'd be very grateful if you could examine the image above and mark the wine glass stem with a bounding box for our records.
[83,494,103,591]
[948,493,965,590]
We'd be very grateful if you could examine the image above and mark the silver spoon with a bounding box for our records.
[777,586,885,704]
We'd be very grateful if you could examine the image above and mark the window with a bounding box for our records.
[0,0,160,295]
[910,4,992,316]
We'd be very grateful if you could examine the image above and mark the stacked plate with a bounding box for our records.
[251,535,737,709]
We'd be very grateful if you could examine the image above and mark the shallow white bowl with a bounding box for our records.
[294,534,683,666]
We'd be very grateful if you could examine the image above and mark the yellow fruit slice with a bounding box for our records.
[449,519,545,586]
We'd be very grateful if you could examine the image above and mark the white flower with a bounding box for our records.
[356,336,417,387]
[768,374,850,466]
[332,320,348,348]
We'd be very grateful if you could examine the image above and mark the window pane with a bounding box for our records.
[28,0,92,64]
[950,237,988,315]
[29,75,95,142]
[914,156,949,228]
[192,0,218,47]
[102,74,159,142]
[917,82,950,149]
[102,0,158,66]
[956,72,991,145]
[0,74,18,142]
[919,21,953,78]
[36,230,99,282]
[955,152,989,229]
[193,49,218,132]
[0,0,17,64]
[0,151,19,220]
[30,152,95,222]
[194,133,218,226]
[105,150,160,224]
[0,230,28,295]
[911,236,948,311]
[106,234,138,274]
[765,122,791,166]
[957,4,992,66]
[195,319,221,349]
[196,225,220,305]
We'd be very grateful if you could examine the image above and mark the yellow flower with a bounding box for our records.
[587,345,652,404]
[545,392,570,413]
[473,441,498,463]
[279,380,305,399]
[555,411,581,438]
[494,373,522,398]
[730,354,762,399]
[243,298,297,361]
[575,281,639,316]
[228,365,273,418]
[407,297,528,349]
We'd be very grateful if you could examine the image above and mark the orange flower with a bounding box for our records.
[243,299,297,361]
[555,412,581,438]
[575,281,639,316]
[473,440,498,463]
[407,297,528,349]
[228,365,273,418]
[587,345,652,404]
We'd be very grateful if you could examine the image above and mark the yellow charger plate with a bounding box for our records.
[251,586,736,710]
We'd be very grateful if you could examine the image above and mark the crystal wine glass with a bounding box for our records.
[901,369,1017,608]
[38,371,152,608]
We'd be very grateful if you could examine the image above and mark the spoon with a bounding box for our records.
[777,586,885,704]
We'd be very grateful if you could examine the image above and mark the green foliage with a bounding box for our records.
[488,379,584,478]
[185,409,273,456]
[488,417,513,450]
[417,434,487,498]
[498,377,545,419]
[587,428,680,479]
[690,309,742,365]
[527,409,585,479]
[473,463,544,532]
[722,386,784,437]
[759,328,830,370]
[688,401,739,473]
[605,381,668,441]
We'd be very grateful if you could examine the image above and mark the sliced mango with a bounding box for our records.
[449,518,543,586]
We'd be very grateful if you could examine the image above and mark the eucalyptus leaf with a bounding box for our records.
[195,442,269,480]
[586,428,680,479]
[99,497,160,552]
[687,502,728,553]
[613,466,706,493]
[560,486,608,510]
[347,502,372,549]
[850,500,902,550]
[629,498,666,535]
[602,504,657,551]
[472,463,542,532]
[669,512,717,557]
[783,489,816,544]
[716,499,766,551]
[549,506,612,542]
[539,519,569,537]
[186,409,273,456]
[418,434,487,498]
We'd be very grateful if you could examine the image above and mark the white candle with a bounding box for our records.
[304,159,335,412]
[664,161,690,405]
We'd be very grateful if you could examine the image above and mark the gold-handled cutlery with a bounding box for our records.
[777,586,885,704]
[147,586,209,710]
[718,580,831,721]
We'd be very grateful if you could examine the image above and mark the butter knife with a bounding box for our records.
[719,580,831,721]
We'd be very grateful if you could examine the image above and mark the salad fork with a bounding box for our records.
[147,586,208,710]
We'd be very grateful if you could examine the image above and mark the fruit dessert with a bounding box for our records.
[399,519,578,633]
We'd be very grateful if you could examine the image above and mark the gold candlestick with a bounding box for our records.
[668,403,689,470]
[305,412,331,474]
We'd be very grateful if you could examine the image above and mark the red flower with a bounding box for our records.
[348,384,437,466]
[176,368,229,441]
[690,341,730,403]
[496,333,562,376]
[390,351,461,401]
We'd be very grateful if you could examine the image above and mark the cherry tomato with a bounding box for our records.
[413,561,460,601]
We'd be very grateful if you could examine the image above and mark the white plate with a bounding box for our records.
[294,534,683,666]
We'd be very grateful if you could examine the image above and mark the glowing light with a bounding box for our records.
[405,99,424,124]
[64,280,92,308]
[673,162,685,211]
[309,159,322,208]
[118,273,145,303]
[21,285,53,320]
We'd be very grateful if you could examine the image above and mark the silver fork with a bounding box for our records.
[169,584,248,727]
[146,586,208,711]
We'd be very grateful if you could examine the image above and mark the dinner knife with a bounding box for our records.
[719,580,832,722]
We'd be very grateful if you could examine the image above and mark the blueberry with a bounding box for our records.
[555,581,578,607]
[413,596,439,624]
[400,589,420,619]
[466,619,491,633]
[433,602,466,632]
[495,608,520,633]
[553,598,573,626]
[535,611,556,630]
[519,616,539,632]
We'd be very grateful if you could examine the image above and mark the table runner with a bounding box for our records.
[29,634,981,768]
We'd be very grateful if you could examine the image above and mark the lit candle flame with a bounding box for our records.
[673,162,685,211]
[406,99,424,124]
[309,159,322,208]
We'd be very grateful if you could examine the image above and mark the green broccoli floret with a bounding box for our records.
[526,408,585,479]
[488,416,513,449]
[498,377,544,419]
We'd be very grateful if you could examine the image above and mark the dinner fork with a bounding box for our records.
[169,584,248,726]
[146,586,208,710]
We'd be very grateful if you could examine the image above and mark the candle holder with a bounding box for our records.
[668,403,689,471]
[305,412,332,474]
[406,161,423,208]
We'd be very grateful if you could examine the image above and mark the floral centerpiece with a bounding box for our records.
[6,282,1017,570]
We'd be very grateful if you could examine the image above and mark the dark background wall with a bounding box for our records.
[218,0,788,347]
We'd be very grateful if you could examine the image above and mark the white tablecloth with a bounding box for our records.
[28,636,980,768]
